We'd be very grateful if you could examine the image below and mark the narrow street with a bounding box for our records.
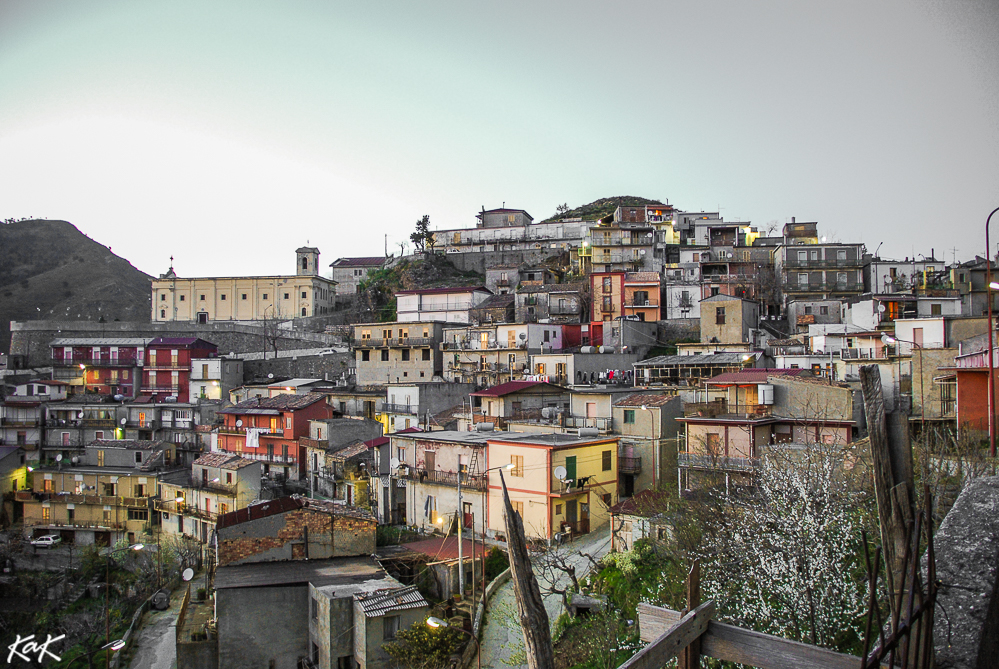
[121,581,195,669]
[479,530,612,669]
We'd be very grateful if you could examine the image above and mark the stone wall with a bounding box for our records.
[243,352,354,382]
[217,585,308,669]
[217,508,376,566]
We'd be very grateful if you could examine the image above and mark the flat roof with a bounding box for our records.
[215,556,384,590]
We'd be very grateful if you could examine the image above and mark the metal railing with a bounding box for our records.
[25,520,126,530]
[618,456,642,474]
[386,337,435,347]
[0,418,41,427]
[623,300,659,308]
[840,348,889,361]
[783,281,863,292]
[563,416,613,430]
[677,452,760,471]
[402,467,488,491]
[382,403,418,415]
[51,355,142,367]
[189,477,237,495]
[683,402,772,418]
[557,519,590,535]
[784,257,863,268]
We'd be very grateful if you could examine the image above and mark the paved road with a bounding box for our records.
[480,531,612,669]
[123,583,192,669]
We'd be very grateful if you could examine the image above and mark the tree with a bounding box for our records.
[555,203,570,216]
[698,445,873,652]
[383,618,465,669]
[410,215,435,254]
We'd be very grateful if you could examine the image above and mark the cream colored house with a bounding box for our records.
[151,247,336,323]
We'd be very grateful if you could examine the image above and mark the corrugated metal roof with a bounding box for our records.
[395,286,491,296]
[471,380,564,397]
[50,338,153,346]
[330,257,388,268]
[705,369,808,384]
[355,585,427,617]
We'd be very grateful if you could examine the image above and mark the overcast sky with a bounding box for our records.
[1,1,996,278]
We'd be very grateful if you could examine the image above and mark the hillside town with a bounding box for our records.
[1,201,996,669]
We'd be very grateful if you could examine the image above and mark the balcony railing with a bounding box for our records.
[382,403,418,415]
[189,477,238,495]
[549,304,579,315]
[783,281,863,292]
[386,337,435,347]
[683,402,772,418]
[618,456,642,474]
[556,519,590,535]
[51,355,141,367]
[563,416,613,431]
[25,520,126,530]
[784,257,863,268]
[141,386,182,393]
[677,452,760,471]
[352,338,384,348]
[840,348,889,361]
[0,418,41,427]
[17,491,148,506]
[80,419,118,428]
[402,467,488,491]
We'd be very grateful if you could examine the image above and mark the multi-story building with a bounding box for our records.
[591,272,624,323]
[468,293,516,325]
[189,356,244,402]
[622,273,662,322]
[352,321,445,386]
[486,432,619,540]
[698,294,760,345]
[151,247,336,322]
[216,393,332,480]
[951,257,999,317]
[484,264,555,295]
[774,239,866,308]
[515,283,585,325]
[529,350,639,388]
[587,220,655,273]
[19,439,178,545]
[142,337,218,403]
[0,381,67,456]
[441,323,555,386]
[50,337,151,396]
[611,393,683,496]
[461,380,570,430]
[157,452,261,544]
[380,382,476,433]
[329,256,388,296]
[395,286,492,323]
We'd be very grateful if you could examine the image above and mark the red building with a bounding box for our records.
[942,335,995,438]
[216,393,332,480]
[141,338,218,403]
[50,337,151,397]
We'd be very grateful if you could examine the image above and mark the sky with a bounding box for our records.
[1,1,997,279]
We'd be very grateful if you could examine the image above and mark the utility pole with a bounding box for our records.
[457,474,464,596]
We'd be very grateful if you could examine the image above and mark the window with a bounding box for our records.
[602,277,612,293]
[97,451,105,466]
[715,307,726,325]
[623,409,635,424]
[804,305,813,315]
[837,272,847,285]
[311,596,318,621]
[302,291,307,299]
[302,307,307,316]
[241,294,247,300]
[361,350,370,361]
[511,501,524,517]
[555,503,562,515]
[135,452,143,464]
[510,455,524,477]
[931,303,942,316]
[422,348,431,361]
[220,294,226,300]
[384,616,401,640]
[42,507,50,521]
[602,493,612,506]
[797,250,807,262]
[602,450,612,471]
[401,349,410,361]
[160,310,165,319]
[180,295,186,302]
[134,483,147,497]
[602,296,612,312]
[797,273,808,286]
[128,509,149,521]
[820,306,828,315]
[200,295,206,301]
[226,472,233,484]
[160,294,166,301]
[381,350,389,361]
[837,249,847,261]
[262,293,268,300]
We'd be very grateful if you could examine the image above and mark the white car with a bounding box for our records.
[30,535,61,548]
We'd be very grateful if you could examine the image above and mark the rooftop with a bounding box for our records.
[329,257,388,268]
[192,453,259,470]
[472,380,566,397]
[614,393,678,408]
[148,337,217,348]
[219,392,328,414]
[390,430,492,446]
[400,536,487,562]
[395,286,491,296]
[705,369,809,385]
[216,496,375,529]
[355,585,428,617]
[50,337,153,347]
[215,556,384,590]
[635,353,752,366]
[87,439,171,451]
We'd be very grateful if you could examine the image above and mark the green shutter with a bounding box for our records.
[565,456,576,481]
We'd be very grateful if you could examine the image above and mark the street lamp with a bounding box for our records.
[882,333,925,425]
[427,616,480,669]
[479,463,515,608]
[105,544,143,669]
[67,639,125,669]
[986,206,999,457]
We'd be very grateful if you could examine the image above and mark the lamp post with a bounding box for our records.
[480,463,514,610]
[986,207,999,457]
[427,616,481,669]
[67,639,125,669]
[882,333,925,425]
[105,544,143,669]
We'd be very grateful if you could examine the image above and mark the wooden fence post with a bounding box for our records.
[679,560,701,669]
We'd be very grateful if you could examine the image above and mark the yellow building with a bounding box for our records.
[486,433,618,540]
[151,247,336,323]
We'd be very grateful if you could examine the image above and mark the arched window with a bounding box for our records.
[301,307,307,316]
[302,257,308,270]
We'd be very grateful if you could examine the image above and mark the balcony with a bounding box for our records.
[563,416,613,431]
[701,274,756,284]
[618,456,642,474]
[25,519,126,530]
[840,348,888,361]
[80,419,118,428]
[784,257,863,269]
[51,355,141,367]
[683,402,772,419]
[0,418,41,427]
[549,303,579,316]
[189,477,237,495]
[386,337,435,347]
[783,281,863,293]
[556,519,590,536]
[678,452,759,472]
[402,467,488,492]
[383,403,419,415]
[352,338,384,348]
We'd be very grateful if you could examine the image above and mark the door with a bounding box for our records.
[585,403,596,427]
[197,312,208,324]
[913,328,924,348]
[463,501,473,529]
[425,451,436,472]
[706,433,721,456]
[565,499,577,527]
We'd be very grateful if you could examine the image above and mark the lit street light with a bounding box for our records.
[427,616,480,669]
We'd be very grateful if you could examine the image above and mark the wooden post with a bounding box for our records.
[499,471,555,669]
[679,560,701,669]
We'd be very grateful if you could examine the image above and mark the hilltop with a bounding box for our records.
[0,220,153,354]
[358,253,485,322]
[541,196,665,223]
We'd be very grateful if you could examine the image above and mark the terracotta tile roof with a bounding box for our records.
[216,496,375,529]
[87,439,169,450]
[614,393,678,407]
[219,392,328,414]
[330,441,369,461]
[148,337,217,348]
[608,490,674,517]
[400,536,487,561]
[193,453,258,469]
[625,272,661,283]
[471,380,565,397]
[768,338,803,347]
[472,294,515,310]
[518,283,585,294]
[705,369,808,384]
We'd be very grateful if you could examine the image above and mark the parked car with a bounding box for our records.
[30,535,61,548]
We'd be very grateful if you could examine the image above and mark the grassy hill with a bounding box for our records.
[359,253,485,322]
[541,196,665,223]
[0,220,153,354]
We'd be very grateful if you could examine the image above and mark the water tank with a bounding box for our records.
[580,346,595,354]
[475,422,495,432]
[578,428,600,438]
[597,346,609,353]
[759,384,774,405]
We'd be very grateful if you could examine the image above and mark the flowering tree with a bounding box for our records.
[700,446,872,651]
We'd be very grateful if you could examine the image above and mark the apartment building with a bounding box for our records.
[515,283,585,325]
[329,256,388,296]
[395,286,492,323]
[774,241,866,307]
[352,321,445,386]
[50,337,152,396]
[189,356,244,401]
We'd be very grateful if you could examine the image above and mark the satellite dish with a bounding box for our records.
[182,568,195,582]
[877,304,886,313]
[390,457,400,469]
[71,457,79,464]
[235,419,244,427]
[120,418,127,425]
[554,466,567,481]
[78,412,84,419]
[519,333,527,341]
[268,373,274,379]
[113,394,124,401]
[56,454,63,462]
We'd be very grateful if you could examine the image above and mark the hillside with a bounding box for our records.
[541,196,665,223]
[359,253,485,322]
[0,220,153,354]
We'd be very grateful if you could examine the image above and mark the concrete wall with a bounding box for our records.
[217,508,376,566]
[9,320,333,364]
[218,584,309,669]
[243,352,353,382]
[353,602,427,669]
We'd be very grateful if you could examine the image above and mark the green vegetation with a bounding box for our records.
[483,546,509,582]
[540,196,665,223]
[383,617,466,669]
[357,254,484,323]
